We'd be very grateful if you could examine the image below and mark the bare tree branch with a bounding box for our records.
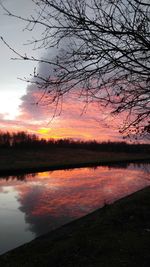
[1,0,150,139]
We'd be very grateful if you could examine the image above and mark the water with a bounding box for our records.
[0,163,150,255]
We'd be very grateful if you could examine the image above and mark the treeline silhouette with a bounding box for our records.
[0,131,149,154]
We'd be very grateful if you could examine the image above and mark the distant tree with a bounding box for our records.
[11,131,39,147]
[1,0,150,139]
[0,131,11,147]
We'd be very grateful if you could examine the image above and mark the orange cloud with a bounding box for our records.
[0,84,124,141]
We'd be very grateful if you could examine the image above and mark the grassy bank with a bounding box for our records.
[1,186,150,266]
[0,147,149,176]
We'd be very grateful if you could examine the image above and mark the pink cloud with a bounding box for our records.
[15,82,122,141]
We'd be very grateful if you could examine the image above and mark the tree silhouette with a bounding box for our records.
[1,0,150,138]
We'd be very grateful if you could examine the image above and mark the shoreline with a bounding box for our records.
[1,186,150,266]
[0,147,150,177]
[0,155,150,177]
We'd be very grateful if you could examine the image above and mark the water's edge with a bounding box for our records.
[0,157,150,177]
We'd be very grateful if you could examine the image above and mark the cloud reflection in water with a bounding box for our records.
[8,164,150,236]
[0,164,150,254]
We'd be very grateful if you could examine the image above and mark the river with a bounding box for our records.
[0,163,149,255]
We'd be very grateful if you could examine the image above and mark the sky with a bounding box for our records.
[0,0,123,142]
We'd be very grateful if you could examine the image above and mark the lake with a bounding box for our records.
[0,163,150,255]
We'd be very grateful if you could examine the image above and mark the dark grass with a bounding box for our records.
[0,147,149,176]
[1,186,150,266]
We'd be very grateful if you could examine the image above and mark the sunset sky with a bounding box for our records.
[0,0,122,141]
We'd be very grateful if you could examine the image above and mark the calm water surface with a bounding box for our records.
[0,163,150,255]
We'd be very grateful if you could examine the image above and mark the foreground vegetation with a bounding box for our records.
[1,186,150,266]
